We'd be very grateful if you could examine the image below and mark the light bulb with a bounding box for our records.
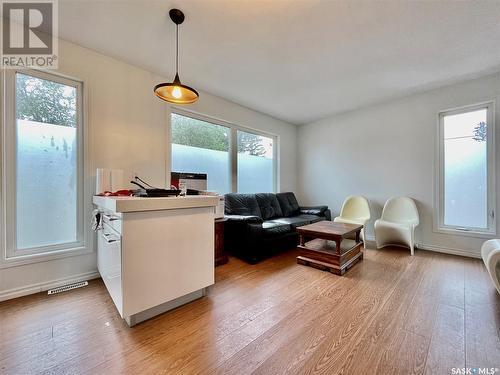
[172,86,182,99]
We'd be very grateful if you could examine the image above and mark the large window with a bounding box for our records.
[171,112,276,194]
[436,102,496,235]
[3,70,84,258]
[237,130,274,193]
[171,113,231,193]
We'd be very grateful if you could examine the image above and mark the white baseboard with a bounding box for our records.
[415,243,481,259]
[0,270,100,302]
[364,236,480,259]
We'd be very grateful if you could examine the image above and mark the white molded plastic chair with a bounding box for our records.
[374,197,419,255]
[481,239,500,295]
[333,196,371,247]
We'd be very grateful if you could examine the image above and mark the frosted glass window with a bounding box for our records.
[170,113,277,195]
[237,130,274,193]
[439,104,495,234]
[15,73,80,250]
[443,109,487,228]
[171,113,231,194]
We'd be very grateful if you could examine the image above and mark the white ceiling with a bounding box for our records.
[59,0,500,125]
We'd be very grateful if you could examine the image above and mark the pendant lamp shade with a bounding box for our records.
[154,74,199,104]
[154,9,199,104]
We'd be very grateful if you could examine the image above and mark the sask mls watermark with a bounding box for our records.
[1,0,58,69]
[451,368,499,375]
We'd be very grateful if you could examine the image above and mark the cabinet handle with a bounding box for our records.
[102,232,119,243]
[103,214,121,222]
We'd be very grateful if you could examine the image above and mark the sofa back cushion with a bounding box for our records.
[224,193,262,218]
[276,192,300,217]
[256,193,283,220]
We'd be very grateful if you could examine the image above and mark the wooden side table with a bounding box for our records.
[215,218,228,266]
[296,221,363,275]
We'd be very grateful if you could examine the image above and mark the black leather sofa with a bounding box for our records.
[224,192,331,263]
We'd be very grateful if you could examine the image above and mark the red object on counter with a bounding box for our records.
[96,190,132,197]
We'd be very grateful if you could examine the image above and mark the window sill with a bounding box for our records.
[433,226,497,239]
[0,245,93,269]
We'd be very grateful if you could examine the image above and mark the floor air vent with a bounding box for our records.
[48,281,88,295]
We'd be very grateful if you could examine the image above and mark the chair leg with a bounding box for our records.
[409,227,416,256]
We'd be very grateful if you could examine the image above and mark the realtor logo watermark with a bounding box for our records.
[1,0,58,68]
[452,368,499,374]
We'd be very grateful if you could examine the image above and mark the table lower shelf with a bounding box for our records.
[297,238,363,275]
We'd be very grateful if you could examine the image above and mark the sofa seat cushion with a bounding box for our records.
[297,214,324,224]
[262,221,292,237]
[256,193,283,220]
[270,214,323,229]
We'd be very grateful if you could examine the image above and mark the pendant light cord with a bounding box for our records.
[176,24,179,74]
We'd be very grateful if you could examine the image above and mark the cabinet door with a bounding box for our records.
[97,224,123,316]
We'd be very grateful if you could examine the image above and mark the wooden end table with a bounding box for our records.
[215,218,228,266]
[296,221,364,275]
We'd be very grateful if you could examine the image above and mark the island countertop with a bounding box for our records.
[93,193,217,326]
[93,195,219,213]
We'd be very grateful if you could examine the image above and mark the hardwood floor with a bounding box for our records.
[1,247,499,375]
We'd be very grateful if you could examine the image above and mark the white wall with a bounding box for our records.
[297,72,500,257]
[0,38,298,300]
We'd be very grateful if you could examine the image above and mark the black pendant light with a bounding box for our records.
[154,9,199,104]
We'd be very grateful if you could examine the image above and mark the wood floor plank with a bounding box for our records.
[434,254,465,309]
[212,250,390,374]
[41,254,313,374]
[291,251,432,375]
[2,254,299,374]
[51,253,324,374]
[403,253,466,339]
[424,303,465,374]
[375,329,430,375]
[214,263,374,375]
[90,266,333,375]
[463,258,500,369]
[0,247,497,375]
[246,249,416,375]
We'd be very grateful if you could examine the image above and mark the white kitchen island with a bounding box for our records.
[93,195,219,326]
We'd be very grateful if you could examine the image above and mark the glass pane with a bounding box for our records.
[443,108,487,229]
[16,73,78,249]
[237,130,274,193]
[171,113,231,194]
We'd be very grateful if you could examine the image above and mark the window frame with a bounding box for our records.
[434,101,496,237]
[2,69,87,262]
[170,107,278,193]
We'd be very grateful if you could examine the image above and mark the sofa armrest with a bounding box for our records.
[299,206,328,216]
[225,215,263,223]
[246,222,264,239]
[224,216,264,263]
[324,209,331,221]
